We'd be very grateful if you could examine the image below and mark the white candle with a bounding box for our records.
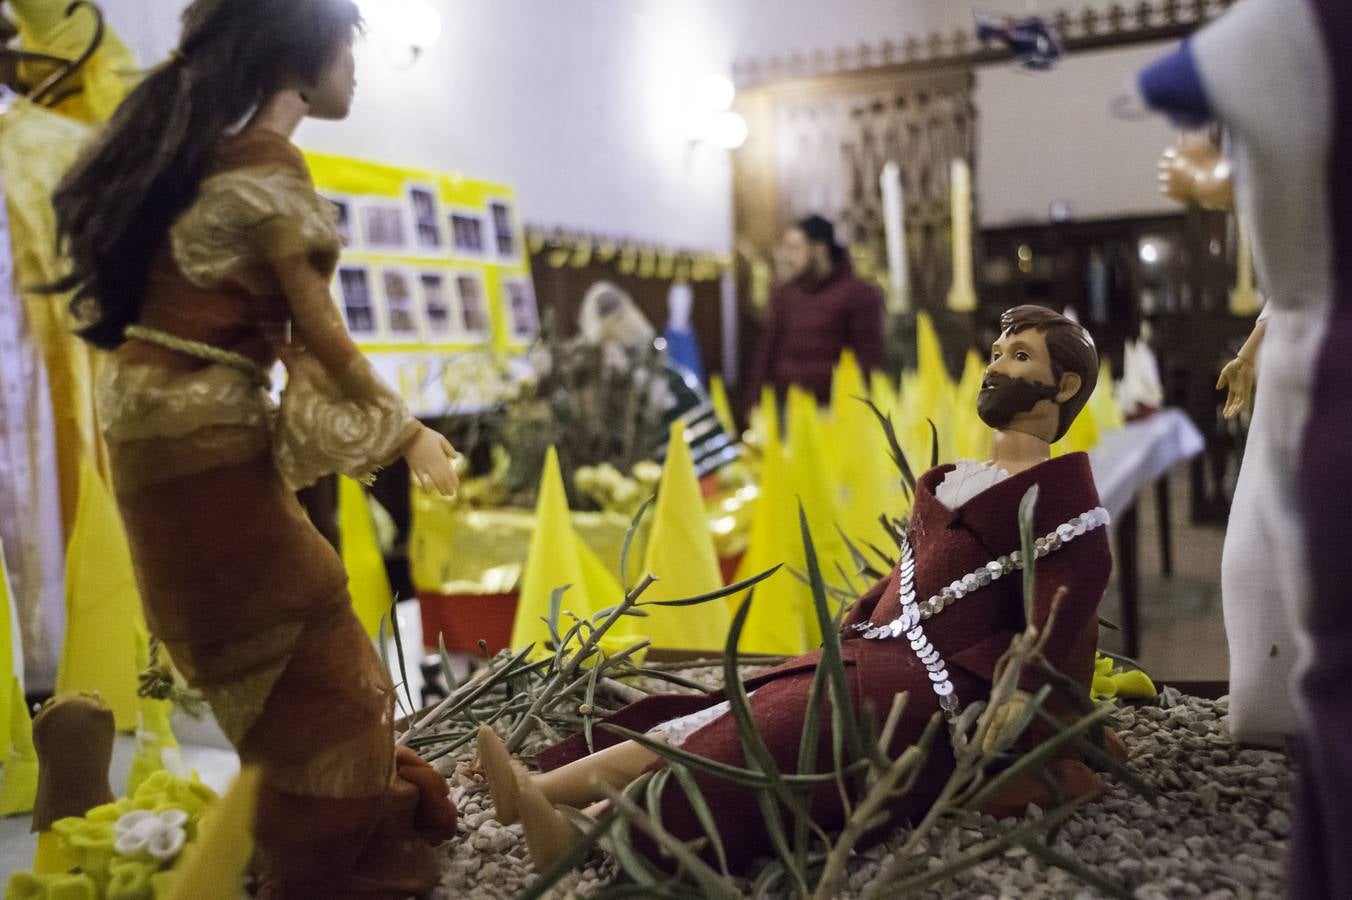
[947,158,977,312]
[881,161,911,313]
[1230,215,1262,316]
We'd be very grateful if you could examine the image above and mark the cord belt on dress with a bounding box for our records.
[124,324,271,389]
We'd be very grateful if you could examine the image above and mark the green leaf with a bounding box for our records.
[667,761,732,878]
[583,652,604,754]
[620,496,656,592]
[962,703,1115,813]
[927,418,940,469]
[597,723,852,788]
[514,812,618,900]
[437,633,458,693]
[638,564,782,607]
[388,596,416,717]
[799,504,866,769]
[1018,485,1040,623]
[1018,836,1133,899]
[547,584,570,646]
[863,398,916,493]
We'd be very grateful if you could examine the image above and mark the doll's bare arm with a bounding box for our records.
[271,253,383,398]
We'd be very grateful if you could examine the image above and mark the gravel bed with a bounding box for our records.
[430,674,1292,899]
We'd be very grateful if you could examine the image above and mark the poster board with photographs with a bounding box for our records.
[304,151,539,355]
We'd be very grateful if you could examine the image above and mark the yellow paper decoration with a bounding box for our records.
[161,768,261,900]
[125,690,183,799]
[733,423,810,656]
[830,352,897,549]
[57,461,146,732]
[0,674,38,816]
[11,0,137,125]
[339,477,395,638]
[510,449,627,650]
[0,538,19,762]
[785,389,849,646]
[708,375,737,438]
[635,423,731,651]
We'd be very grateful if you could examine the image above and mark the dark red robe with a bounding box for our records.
[539,453,1111,868]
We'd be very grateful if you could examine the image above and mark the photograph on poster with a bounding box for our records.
[505,279,539,340]
[490,201,516,257]
[325,195,354,246]
[337,266,377,336]
[363,203,408,249]
[456,273,491,337]
[409,186,443,250]
[451,213,486,255]
[420,272,455,339]
[382,269,422,338]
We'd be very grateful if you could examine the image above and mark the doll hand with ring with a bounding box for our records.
[1216,355,1256,420]
[406,426,461,497]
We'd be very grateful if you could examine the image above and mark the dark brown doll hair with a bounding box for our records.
[50,0,362,350]
[999,304,1099,442]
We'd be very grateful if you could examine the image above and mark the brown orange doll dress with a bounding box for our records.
[94,129,455,897]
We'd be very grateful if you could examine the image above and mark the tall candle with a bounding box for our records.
[881,161,911,313]
[947,157,977,312]
[1230,216,1262,316]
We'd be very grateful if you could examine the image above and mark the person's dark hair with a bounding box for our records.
[50,0,363,350]
[796,214,845,263]
[999,304,1098,441]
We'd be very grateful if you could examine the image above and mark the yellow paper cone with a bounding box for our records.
[637,423,731,651]
[733,427,809,655]
[750,384,779,451]
[785,389,849,646]
[952,350,992,463]
[126,690,186,797]
[57,461,145,731]
[339,477,395,638]
[0,675,37,816]
[830,353,895,549]
[0,538,18,762]
[511,449,625,650]
[869,371,898,420]
[161,768,261,900]
[708,375,737,438]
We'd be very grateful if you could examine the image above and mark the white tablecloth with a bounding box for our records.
[1088,409,1207,519]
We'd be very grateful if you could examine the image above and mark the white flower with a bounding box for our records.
[113,808,189,862]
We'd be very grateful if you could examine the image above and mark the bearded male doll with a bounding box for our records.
[478,305,1119,871]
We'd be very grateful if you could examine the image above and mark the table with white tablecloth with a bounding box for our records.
[1088,409,1208,658]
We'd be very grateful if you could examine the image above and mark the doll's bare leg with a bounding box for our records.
[532,738,662,809]
[477,725,660,825]
[515,764,585,870]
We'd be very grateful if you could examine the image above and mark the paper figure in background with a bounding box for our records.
[1115,338,1164,420]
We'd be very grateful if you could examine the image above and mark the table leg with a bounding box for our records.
[1155,476,1174,578]
[1114,501,1141,661]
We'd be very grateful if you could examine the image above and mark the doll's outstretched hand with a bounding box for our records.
[1216,356,1256,420]
[406,426,460,497]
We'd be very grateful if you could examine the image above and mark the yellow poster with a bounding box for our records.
[304,152,539,413]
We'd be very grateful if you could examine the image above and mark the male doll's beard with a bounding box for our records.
[977,374,1060,430]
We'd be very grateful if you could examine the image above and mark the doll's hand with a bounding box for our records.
[1157,136,1234,211]
[1216,356,1256,420]
[982,690,1032,755]
[406,426,460,497]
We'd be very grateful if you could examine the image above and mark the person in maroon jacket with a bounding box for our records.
[750,215,885,403]
[480,306,1116,872]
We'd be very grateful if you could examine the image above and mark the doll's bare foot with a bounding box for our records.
[515,767,582,871]
[476,726,523,826]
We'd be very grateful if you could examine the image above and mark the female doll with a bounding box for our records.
[51,1,457,895]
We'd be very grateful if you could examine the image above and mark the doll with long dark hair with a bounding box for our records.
[51,1,458,895]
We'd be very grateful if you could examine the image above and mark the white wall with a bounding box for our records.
[976,42,1180,226]
[95,0,1184,248]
